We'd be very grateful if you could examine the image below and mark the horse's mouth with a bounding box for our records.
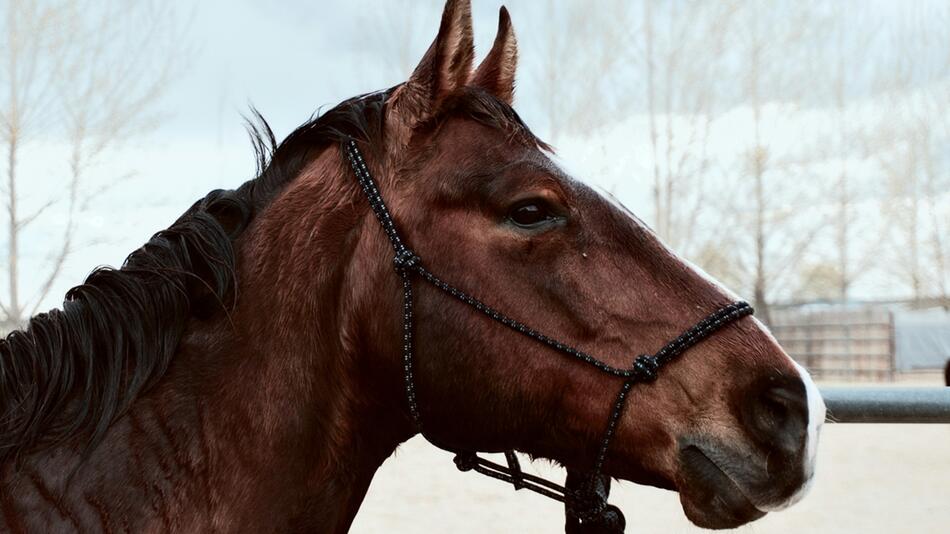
[677,445,766,529]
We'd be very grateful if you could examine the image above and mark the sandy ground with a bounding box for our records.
[351,379,950,533]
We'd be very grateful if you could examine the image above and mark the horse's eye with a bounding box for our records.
[508,201,553,228]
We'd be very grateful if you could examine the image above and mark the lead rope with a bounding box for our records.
[343,140,754,533]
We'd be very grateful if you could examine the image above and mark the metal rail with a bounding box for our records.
[820,387,950,424]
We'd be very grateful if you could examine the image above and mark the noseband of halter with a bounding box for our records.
[343,140,753,534]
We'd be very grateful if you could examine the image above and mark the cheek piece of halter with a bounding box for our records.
[344,140,753,534]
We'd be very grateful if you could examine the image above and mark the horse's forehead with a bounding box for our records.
[402,119,544,180]
[420,111,538,156]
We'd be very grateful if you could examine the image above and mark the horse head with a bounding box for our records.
[245,0,825,528]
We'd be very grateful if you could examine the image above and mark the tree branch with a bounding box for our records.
[15,198,56,230]
[27,240,70,318]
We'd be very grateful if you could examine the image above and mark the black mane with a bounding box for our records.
[0,91,390,463]
[0,85,538,463]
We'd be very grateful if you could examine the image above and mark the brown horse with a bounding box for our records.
[0,1,825,532]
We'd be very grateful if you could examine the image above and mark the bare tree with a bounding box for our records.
[0,0,67,330]
[0,0,186,330]
[872,3,950,306]
[720,0,831,323]
[529,0,632,144]
[359,0,442,85]
[636,0,736,254]
[875,98,950,304]
[825,0,881,301]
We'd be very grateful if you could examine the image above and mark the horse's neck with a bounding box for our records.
[1,154,410,532]
[1,342,396,533]
[199,154,412,529]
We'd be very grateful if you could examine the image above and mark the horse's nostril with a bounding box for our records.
[745,379,808,453]
[763,385,802,423]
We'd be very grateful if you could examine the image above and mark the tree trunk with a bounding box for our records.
[924,150,948,310]
[753,147,771,326]
[909,165,921,303]
[644,0,663,237]
[837,167,849,301]
[834,9,853,303]
[749,12,770,326]
[6,132,19,325]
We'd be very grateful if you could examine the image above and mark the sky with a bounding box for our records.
[4,0,949,318]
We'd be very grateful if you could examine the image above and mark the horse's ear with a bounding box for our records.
[471,6,517,105]
[392,0,474,125]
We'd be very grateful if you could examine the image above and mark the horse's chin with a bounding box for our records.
[676,445,767,529]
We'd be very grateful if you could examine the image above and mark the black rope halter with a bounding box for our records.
[343,140,753,533]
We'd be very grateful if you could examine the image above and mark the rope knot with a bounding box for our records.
[569,504,626,533]
[632,355,659,382]
[393,249,420,274]
[567,492,608,524]
[453,452,478,472]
